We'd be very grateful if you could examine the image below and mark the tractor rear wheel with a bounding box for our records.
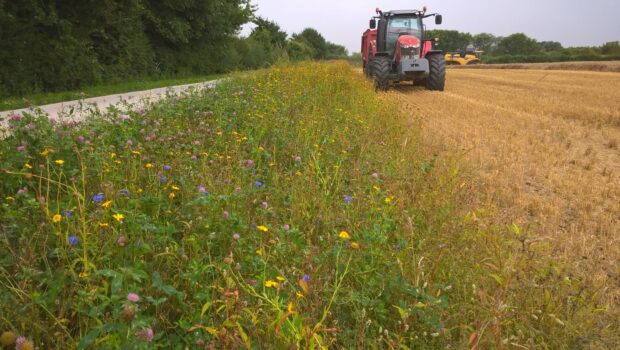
[363,60,373,77]
[425,54,446,91]
[373,56,391,91]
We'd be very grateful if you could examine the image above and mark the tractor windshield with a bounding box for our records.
[386,16,422,53]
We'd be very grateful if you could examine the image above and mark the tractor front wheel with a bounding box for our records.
[373,56,391,91]
[425,54,446,91]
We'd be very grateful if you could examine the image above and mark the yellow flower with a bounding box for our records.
[255,249,263,256]
[5,196,15,201]
[52,214,62,223]
[168,192,176,199]
[110,152,117,158]
[171,185,180,191]
[276,276,286,282]
[24,163,32,169]
[40,149,50,156]
[79,271,89,279]
[112,213,125,222]
[98,223,109,228]
[295,171,302,176]
[131,150,141,155]
[264,280,279,288]
[351,242,360,249]
[384,197,393,204]
[54,159,65,165]
[339,231,350,240]
[101,200,113,208]
[287,302,294,312]
[257,225,268,232]
[145,163,154,169]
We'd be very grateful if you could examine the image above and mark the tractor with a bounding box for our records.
[362,7,446,91]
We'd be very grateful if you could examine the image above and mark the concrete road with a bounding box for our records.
[0,80,219,135]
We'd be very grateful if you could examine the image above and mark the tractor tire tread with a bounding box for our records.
[426,54,446,91]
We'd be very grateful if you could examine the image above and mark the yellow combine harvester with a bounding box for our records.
[444,50,483,65]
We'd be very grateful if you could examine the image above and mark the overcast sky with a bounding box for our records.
[242,0,620,53]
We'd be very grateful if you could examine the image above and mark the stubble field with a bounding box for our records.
[392,67,620,346]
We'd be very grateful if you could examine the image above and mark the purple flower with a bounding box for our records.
[127,293,140,302]
[394,245,401,251]
[344,196,353,202]
[68,235,78,245]
[77,135,85,143]
[26,123,36,130]
[159,176,167,183]
[136,328,154,342]
[246,159,254,167]
[119,189,130,196]
[303,274,310,282]
[10,113,22,121]
[197,186,208,195]
[163,165,171,171]
[92,194,104,203]
[63,209,72,218]
[254,181,263,188]
[116,236,127,246]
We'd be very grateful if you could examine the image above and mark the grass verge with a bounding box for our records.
[0,74,222,111]
[0,62,615,348]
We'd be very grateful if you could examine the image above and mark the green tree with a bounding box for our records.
[426,29,473,52]
[497,33,541,55]
[472,33,498,53]
[292,28,328,59]
[601,41,620,55]
[538,41,563,52]
[251,16,288,47]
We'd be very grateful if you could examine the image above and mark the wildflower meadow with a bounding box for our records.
[1,62,608,348]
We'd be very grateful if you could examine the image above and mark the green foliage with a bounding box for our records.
[427,29,473,52]
[497,33,542,55]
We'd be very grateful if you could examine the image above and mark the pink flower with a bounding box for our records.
[118,114,131,120]
[371,172,379,179]
[136,328,154,342]
[283,224,290,231]
[261,202,269,209]
[127,293,140,302]
[126,140,133,146]
[246,159,254,167]
[16,145,26,152]
[116,235,127,246]
[294,156,302,162]
[223,211,229,219]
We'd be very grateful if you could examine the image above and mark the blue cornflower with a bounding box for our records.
[344,196,353,202]
[119,189,130,196]
[159,176,167,183]
[63,209,72,218]
[394,245,401,251]
[254,181,263,187]
[92,194,104,203]
[68,236,78,245]
[303,274,311,282]
[163,165,171,171]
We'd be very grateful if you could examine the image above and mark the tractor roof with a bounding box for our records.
[384,10,423,16]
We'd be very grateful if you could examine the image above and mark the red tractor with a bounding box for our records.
[362,7,446,91]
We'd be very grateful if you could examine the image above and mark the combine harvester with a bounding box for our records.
[445,47,484,65]
[361,6,446,91]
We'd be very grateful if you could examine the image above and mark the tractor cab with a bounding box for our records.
[362,7,446,91]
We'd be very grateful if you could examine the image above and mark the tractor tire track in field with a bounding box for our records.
[390,68,620,307]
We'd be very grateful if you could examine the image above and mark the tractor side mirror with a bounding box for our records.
[370,19,376,29]
[435,15,443,25]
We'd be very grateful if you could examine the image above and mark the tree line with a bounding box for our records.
[426,29,620,63]
[0,1,347,97]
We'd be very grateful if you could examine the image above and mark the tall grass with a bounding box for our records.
[0,62,614,348]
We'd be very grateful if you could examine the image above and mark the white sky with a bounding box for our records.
[241,0,620,53]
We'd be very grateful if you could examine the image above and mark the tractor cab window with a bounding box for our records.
[386,16,422,53]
